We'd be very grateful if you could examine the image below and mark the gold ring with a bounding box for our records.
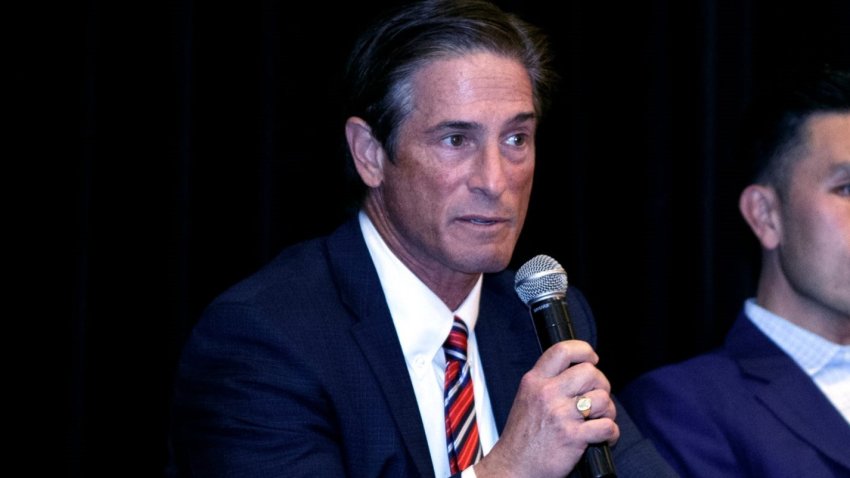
[576,396,592,419]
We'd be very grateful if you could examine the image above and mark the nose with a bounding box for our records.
[468,142,508,198]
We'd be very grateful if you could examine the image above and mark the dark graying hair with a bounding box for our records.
[742,66,850,195]
[343,0,555,164]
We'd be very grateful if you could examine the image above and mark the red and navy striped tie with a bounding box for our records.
[443,316,483,473]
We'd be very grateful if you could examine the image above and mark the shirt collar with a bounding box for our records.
[745,298,848,376]
[359,211,482,364]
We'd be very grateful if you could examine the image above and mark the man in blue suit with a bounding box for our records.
[619,67,850,477]
[168,1,675,476]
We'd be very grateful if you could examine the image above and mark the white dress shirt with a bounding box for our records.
[746,298,850,424]
[359,211,498,477]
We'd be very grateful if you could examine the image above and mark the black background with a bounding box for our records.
[18,0,849,476]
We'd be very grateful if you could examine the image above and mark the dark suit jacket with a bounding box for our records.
[620,313,850,477]
[169,217,675,477]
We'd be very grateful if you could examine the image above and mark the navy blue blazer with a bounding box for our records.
[620,313,850,477]
[169,217,675,477]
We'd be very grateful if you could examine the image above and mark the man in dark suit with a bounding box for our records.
[168,1,676,476]
[619,67,850,477]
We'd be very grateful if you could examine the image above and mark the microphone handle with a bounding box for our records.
[530,298,617,478]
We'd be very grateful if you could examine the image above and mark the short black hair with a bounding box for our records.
[741,65,850,193]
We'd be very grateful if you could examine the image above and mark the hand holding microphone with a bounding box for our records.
[514,254,617,478]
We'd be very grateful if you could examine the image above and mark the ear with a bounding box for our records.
[345,116,387,188]
[739,184,782,250]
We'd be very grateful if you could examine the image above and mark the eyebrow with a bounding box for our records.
[829,161,850,175]
[506,112,537,127]
[425,112,537,135]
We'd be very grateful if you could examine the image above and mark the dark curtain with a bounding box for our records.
[26,0,848,475]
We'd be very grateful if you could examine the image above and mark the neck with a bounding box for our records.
[757,256,850,345]
[363,200,481,311]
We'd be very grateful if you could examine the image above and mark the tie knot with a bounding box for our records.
[444,316,469,361]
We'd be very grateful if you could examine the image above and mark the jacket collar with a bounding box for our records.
[728,313,850,470]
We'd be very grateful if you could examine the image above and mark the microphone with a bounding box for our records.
[514,254,617,478]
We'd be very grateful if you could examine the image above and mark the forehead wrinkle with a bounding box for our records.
[424,112,536,136]
[425,120,483,135]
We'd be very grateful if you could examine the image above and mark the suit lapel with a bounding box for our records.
[477,274,541,432]
[326,218,434,478]
[729,315,850,471]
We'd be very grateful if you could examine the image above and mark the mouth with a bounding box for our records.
[458,215,509,226]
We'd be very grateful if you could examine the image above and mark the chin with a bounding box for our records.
[460,251,513,274]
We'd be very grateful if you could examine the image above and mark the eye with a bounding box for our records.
[441,134,466,148]
[505,133,528,147]
[836,183,850,197]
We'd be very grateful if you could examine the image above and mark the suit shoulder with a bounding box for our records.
[215,236,331,305]
[620,347,737,405]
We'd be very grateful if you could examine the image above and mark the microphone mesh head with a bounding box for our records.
[514,254,568,305]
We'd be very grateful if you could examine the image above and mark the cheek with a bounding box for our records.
[508,163,535,197]
[385,162,454,216]
[819,211,850,259]
[783,204,816,250]
[785,198,848,260]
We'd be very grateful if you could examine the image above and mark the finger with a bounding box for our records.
[535,340,599,377]
[556,361,611,397]
[578,417,620,447]
[573,390,616,421]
